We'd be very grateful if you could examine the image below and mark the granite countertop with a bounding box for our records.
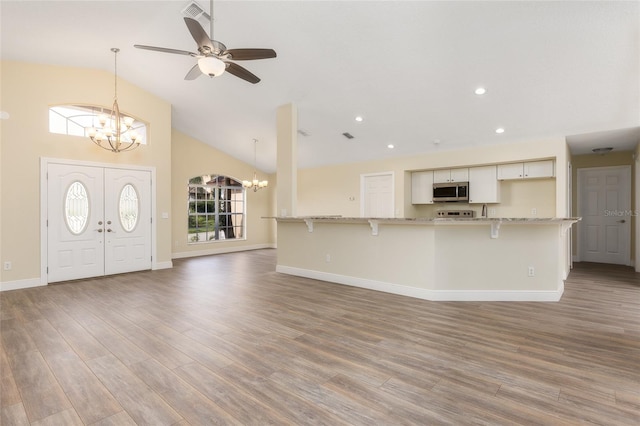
[268,216,580,223]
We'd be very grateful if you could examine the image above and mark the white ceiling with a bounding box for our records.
[1,1,638,173]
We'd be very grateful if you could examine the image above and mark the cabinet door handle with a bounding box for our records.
[617,220,626,224]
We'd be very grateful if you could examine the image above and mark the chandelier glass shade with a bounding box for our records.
[88,48,142,153]
[242,139,268,192]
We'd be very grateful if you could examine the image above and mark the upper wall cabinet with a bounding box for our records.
[411,171,434,204]
[433,168,469,183]
[469,166,500,204]
[497,160,555,180]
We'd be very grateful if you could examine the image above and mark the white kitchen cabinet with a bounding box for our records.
[497,160,555,180]
[411,171,434,204]
[497,163,524,180]
[524,160,554,178]
[433,168,469,183]
[468,165,500,203]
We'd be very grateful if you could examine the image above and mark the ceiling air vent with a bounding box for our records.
[342,132,355,139]
[181,1,210,21]
[592,147,613,154]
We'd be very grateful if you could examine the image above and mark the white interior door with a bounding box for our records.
[578,166,631,265]
[361,173,394,217]
[47,164,152,283]
[47,164,105,282]
[104,168,151,275]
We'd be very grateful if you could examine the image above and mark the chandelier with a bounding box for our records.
[88,48,142,152]
[242,139,268,192]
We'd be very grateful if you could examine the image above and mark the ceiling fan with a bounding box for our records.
[134,0,276,84]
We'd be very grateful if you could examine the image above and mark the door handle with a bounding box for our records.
[94,229,103,233]
[107,228,115,233]
[617,220,626,224]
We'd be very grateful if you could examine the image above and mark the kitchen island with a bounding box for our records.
[272,216,579,302]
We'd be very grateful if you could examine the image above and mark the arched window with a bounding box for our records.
[188,174,246,243]
[49,104,147,145]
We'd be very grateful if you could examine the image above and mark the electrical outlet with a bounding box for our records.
[3,261,12,271]
[325,254,331,263]
[489,208,496,216]
[531,208,537,216]
[528,266,535,277]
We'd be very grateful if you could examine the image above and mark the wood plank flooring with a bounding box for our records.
[1,250,639,425]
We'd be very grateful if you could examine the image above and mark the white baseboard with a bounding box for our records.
[153,261,173,270]
[0,278,45,292]
[276,265,564,302]
[172,243,275,259]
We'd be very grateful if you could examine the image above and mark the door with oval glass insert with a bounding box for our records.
[104,168,151,275]
[47,164,151,282]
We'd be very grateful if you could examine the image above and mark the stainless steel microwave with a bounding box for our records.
[433,182,469,202]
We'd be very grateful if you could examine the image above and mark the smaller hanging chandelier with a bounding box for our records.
[88,48,142,153]
[242,139,268,192]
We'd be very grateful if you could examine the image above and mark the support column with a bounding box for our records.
[276,103,297,217]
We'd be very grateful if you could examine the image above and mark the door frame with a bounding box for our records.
[576,165,632,265]
[40,157,157,284]
[360,171,395,218]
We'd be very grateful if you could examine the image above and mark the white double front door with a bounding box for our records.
[47,163,152,283]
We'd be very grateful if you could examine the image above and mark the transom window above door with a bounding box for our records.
[49,104,147,145]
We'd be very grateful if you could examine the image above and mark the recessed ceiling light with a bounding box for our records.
[433,139,441,145]
[387,144,395,149]
[475,87,486,95]
[355,116,363,122]
[495,127,505,134]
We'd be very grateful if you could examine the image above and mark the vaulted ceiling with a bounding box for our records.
[1,1,638,172]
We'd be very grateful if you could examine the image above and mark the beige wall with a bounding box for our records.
[571,150,637,263]
[0,61,172,283]
[636,143,640,271]
[297,137,567,219]
[171,130,276,258]
[277,219,565,300]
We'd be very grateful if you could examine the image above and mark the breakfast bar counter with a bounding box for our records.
[271,216,579,302]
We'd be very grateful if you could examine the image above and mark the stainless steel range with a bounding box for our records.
[436,210,475,218]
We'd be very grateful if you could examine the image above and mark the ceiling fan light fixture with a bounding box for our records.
[198,56,225,76]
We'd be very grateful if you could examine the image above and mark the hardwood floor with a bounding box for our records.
[1,250,639,425]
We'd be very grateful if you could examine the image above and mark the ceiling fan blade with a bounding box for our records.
[224,48,277,61]
[184,17,214,53]
[225,62,260,84]
[134,44,196,56]
[184,64,202,80]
